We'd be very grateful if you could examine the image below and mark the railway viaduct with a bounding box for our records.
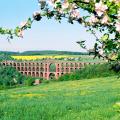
[1,60,101,80]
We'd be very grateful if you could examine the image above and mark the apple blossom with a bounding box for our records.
[17,30,24,38]
[89,15,98,23]
[62,1,69,9]
[101,15,109,24]
[20,21,27,28]
[47,0,55,7]
[99,49,104,56]
[95,1,108,16]
[117,10,120,19]
[115,22,120,33]
[84,0,89,3]
[70,3,77,10]
[70,9,80,19]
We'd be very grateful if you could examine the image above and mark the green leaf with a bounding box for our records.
[26,18,32,28]
[14,27,20,36]
[100,34,109,42]
[76,40,86,49]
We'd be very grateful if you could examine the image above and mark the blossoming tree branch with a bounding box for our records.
[0,0,120,60]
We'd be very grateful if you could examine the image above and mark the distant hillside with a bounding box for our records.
[0,51,18,55]
[0,50,88,55]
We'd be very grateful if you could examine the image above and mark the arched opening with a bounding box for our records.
[45,73,47,77]
[57,73,59,77]
[25,72,27,75]
[21,63,24,66]
[40,67,44,72]
[61,67,64,72]
[25,63,28,66]
[40,72,43,77]
[61,63,64,67]
[28,72,31,76]
[70,63,74,67]
[57,68,60,72]
[32,72,35,77]
[75,63,78,67]
[29,63,31,66]
[21,67,24,71]
[37,63,39,66]
[28,67,31,71]
[36,67,39,71]
[66,68,69,72]
[79,63,82,67]
[49,73,55,79]
[40,63,43,67]
[32,63,35,66]
[13,63,16,66]
[75,68,78,71]
[61,73,64,75]
[70,68,74,72]
[6,63,9,66]
[33,67,35,71]
[36,72,39,77]
[10,63,12,66]
[17,67,20,71]
[17,63,20,66]
[25,67,27,71]
[3,63,5,66]
[66,63,69,67]
[49,63,56,72]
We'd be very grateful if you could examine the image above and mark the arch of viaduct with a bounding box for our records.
[1,60,101,80]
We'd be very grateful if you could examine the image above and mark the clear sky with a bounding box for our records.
[0,0,96,52]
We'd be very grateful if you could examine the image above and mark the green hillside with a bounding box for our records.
[20,50,87,55]
[0,50,88,55]
[1,76,120,120]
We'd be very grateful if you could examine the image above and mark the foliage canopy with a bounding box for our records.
[0,0,120,60]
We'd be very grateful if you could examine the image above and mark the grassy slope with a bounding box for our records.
[0,77,120,120]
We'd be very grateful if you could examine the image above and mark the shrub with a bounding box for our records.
[58,63,117,81]
[0,65,25,89]
[24,76,35,86]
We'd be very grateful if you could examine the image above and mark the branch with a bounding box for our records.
[73,0,89,4]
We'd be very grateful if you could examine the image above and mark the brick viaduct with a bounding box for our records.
[1,60,101,80]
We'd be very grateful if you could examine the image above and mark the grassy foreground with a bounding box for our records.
[0,77,120,120]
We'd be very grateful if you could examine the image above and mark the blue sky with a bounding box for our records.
[0,0,96,52]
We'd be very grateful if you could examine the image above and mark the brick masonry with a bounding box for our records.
[1,60,102,80]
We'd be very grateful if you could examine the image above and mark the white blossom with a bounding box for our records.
[70,9,80,19]
[117,10,120,19]
[84,0,90,3]
[115,22,120,33]
[62,1,69,9]
[101,15,109,24]
[20,21,27,28]
[89,15,98,23]
[18,30,24,38]
[95,1,108,16]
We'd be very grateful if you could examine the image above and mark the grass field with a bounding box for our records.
[0,76,120,120]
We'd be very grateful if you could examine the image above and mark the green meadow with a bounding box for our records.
[1,76,120,120]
